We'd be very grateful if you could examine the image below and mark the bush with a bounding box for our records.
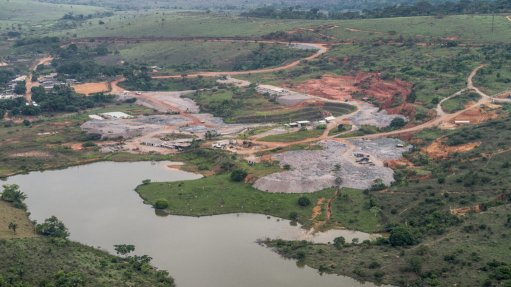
[154,199,169,210]
[389,225,417,246]
[82,141,97,148]
[230,169,248,182]
[36,216,70,239]
[333,236,346,249]
[1,184,27,209]
[289,211,299,221]
[142,179,151,185]
[389,117,406,129]
[297,196,311,207]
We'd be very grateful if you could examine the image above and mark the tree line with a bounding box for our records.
[242,0,511,20]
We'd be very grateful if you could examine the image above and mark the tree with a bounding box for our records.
[230,169,248,182]
[36,216,70,239]
[389,117,406,129]
[333,236,345,249]
[154,199,169,210]
[1,184,27,209]
[114,244,135,257]
[297,196,311,207]
[389,225,417,246]
[14,81,26,95]
[8,222,17,234]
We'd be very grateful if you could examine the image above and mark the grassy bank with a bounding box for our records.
[258,128,324,142]
[265,204,511,287]
[136,173,332,225]
[0,237,175,286]
[0,201,36,239]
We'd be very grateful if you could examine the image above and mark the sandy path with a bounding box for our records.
[25,56,53,102]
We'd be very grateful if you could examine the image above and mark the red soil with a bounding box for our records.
[288,73,413,114]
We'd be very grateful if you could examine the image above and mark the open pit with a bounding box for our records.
[288,73,413,115]
[253,138,412,193]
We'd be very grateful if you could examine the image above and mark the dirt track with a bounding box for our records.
[152,41,328,79]
[25,56,53,102]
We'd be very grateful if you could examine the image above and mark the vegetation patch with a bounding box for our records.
[441,91,481,113]
[258,128,324,142]
[136,173,333,226]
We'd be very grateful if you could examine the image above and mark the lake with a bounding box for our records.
[5,161,388,287]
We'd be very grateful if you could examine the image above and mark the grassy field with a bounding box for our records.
[441,91,481,113]
[137,173,335,225]
[258,128,324,142]
[0,0,107,23]
[118,77,218,91]
[0,201,36,239]
[46,11,511,44]
[108,40,310,73]
[49,11,333,38]
[324,14,511,43]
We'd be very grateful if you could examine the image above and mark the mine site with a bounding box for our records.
[2,2,511,286]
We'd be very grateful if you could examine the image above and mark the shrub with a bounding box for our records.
[82,141,97,148]
[154,199,169,210]
[333,236,346,249]
[297,196,311,207]
[389,117,406,129]
[142,179,151,185]
[230,169,248,182]
[389,225,417,246]
[289,211,298,221]
[36,216,70,239]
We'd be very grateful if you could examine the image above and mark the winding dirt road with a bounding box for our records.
[238,64,499,154]
[152,42,328,79]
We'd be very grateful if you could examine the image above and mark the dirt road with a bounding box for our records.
[25,56,53,102]
[243,64,496,153]
[152,42,328,79]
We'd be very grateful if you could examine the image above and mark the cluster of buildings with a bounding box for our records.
[286,116,336,128]
[142,138,194,151]
[0,75,26,100]
[38,73,77,90]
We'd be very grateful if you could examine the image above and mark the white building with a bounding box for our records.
[100,112,133,119]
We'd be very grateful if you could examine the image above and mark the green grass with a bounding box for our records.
[0,0,107,23]
[258,128,324,142]
[324,14,511,43]
[441,91,481,113]
[112,40,303,73]
[119,77,218,91]
[136,173,334,226]
[327,189,382,233]
[48,12,511,44]
[0,237,175,286]
[49,11,333,38]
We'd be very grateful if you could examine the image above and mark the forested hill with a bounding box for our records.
[242,0,511,20]
[36,0,445,11]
